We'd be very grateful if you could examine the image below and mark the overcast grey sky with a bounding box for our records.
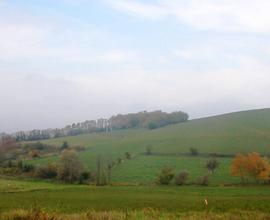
[1,0,270,133]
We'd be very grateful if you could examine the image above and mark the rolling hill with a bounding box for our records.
[29,108,270,184]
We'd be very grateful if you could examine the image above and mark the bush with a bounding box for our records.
[158,166,175,185]
[79,171,92,184]
[125,152,131,159]
[197,175,210,186]
[175,170,189,185]
[22,164,35,172]
[31,150,39,158]
[117,158,122,164]
[146,145,153,155]
[148,122,158,129]
[35,164,57,179]
[190,147,198,156]
[61,141,69,150]
[0,167,21,175]
[206,158,219,173]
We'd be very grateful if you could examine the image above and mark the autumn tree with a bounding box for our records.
[245,153,270,182]
[57,149,84,183]
[231,152,270,183]
[231,154,247,183]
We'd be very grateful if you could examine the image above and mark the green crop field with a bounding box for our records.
[0,178,270,214]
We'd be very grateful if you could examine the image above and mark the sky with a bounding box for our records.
[1,0,270,133]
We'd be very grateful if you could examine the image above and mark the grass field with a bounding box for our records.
[2,109,270,219]
[0,178,270,214]
[26,109,270,185]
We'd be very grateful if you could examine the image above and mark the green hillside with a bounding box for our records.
[29,108,270,184]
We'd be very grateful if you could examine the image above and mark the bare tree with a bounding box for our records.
[0,136,17,165]
[96,155,108,186]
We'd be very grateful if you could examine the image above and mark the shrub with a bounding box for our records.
[16,161,35,173]
[61,141,69,150]
[190,147,198,156]
[79,171,92,184]
[158,166,175,185]
[35,164,57,179]
[206,158,219,173]
[146,145,153,155]
[0,167,21,175]
[117,158,122,164]
[197,175,210,186]
[31,150,39,158]
[175,170,189,185]
[148,122,158,129]
[125,152,131,159]
[22,164,35,173]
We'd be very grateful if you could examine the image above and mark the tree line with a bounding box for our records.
[7,110,189,141]
[110,110,189,130]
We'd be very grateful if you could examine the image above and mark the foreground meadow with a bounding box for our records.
[0,178,270,219]
[1,209,270,220]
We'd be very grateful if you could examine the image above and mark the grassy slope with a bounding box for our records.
[28,108,270,184]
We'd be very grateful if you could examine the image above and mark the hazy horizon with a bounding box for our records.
[1,0,270,133]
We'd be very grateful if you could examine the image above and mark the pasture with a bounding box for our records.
[0,179,270,214]
[26,109,270,185]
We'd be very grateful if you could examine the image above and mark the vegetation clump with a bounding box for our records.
[206,158,219,173]
[175,170,189,185]
[125,152,131,159]
[231,152,270,183]
[196,175,210,186]
[145,145,153,155]
[158,166,175,185]
[61,141,69,150]
[57,149,84,183]
[35,164,57,179]
[190,147,198,156]
[110,110,189,130]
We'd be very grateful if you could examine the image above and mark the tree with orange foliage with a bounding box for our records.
[231,152,270,184]
[231,154,248,183]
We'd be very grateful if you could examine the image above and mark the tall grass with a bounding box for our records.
[1,209,270,220]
